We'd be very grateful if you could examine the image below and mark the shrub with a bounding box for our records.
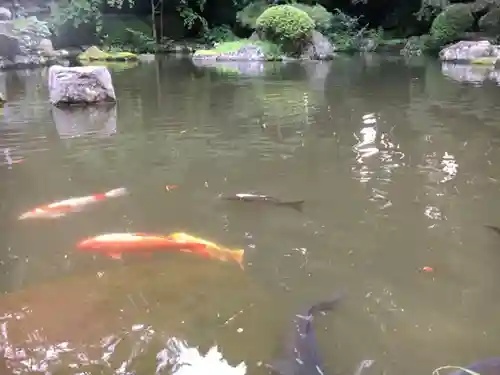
[205,25,237,44]
[430,4,474,46]
[256,5,314,54]
[237,0,269,29]
[288,3,332,34]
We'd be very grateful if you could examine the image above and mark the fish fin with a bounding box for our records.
[485,225,500,236]
[230,249,245,270]
[268,359,294,375]
[281,200,305,212]
[108,252,122,260]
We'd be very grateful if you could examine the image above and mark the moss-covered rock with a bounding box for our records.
[192,39,282,61]
[430,4,474,46]
[478,7,500,34]
[256,5,315,55]
[77,46,138,62]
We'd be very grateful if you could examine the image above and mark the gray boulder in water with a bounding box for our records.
[439,40,500,63]
[0,7,11,21]
[303,30,335,60]
[48,65,117,106]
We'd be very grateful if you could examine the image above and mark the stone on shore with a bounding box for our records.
[48,65,117,106]
[439,40,500,65]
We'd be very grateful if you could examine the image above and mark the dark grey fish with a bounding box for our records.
[448,358,500,375]
[485,225,500,236]
[268,293,344,375]
[221,193,304,212]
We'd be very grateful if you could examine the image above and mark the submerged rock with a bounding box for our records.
[440,40,500,64]
[48,65,117,106]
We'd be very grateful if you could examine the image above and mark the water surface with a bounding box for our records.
[1,54,500,375]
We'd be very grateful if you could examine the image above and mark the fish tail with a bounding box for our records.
[485,225,500,236]
[105,187,128,198]
[230,249,245,270]
[281,200,305,212]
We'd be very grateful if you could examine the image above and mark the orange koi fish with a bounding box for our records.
[18,187,127,220]
[168,232,245,269]
[76,232,217,261]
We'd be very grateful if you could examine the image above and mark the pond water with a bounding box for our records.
[1,54,500,375]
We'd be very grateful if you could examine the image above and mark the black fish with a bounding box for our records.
[485,225,500,236]
[269,293,344,375]
[221,193,304,212]
[448,358,500,375]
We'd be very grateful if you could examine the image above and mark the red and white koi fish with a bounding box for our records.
[18,187,128,220]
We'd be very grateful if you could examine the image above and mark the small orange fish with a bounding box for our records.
[76,232,214,261]
[165,185,179,191]
[18,187,127,220]
[168,232,245,269]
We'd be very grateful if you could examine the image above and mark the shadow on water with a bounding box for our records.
[2,54,500,374]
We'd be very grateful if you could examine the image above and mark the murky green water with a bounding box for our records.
[1,54,500,375]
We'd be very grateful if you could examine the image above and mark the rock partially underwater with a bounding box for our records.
[48,65,117,106]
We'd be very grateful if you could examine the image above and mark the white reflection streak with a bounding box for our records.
[440,152,458,183]
[157,337,246,375]
[353,114,379,164]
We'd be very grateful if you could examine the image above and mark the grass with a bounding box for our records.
[193,38,283,60]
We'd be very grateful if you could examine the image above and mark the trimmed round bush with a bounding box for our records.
[290,3,332,34]
[430,4,474,46]
[256,5,314,54]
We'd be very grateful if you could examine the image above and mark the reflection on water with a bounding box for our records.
[2,55,500,375]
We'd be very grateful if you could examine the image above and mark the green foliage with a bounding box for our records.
[478,7,500,34]
[102,16,151,43]
[430,3,474,46]
[49,0,135,37]
[205,25,238,44]
[256,4,314,54]
[290,3,333,34]
[177,0,208,32]
[237,0,269,29]
[325,9,365,52]
[238,2,333,34]
[330,8,361,34]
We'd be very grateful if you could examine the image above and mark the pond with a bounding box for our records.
[1,54,500,375]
